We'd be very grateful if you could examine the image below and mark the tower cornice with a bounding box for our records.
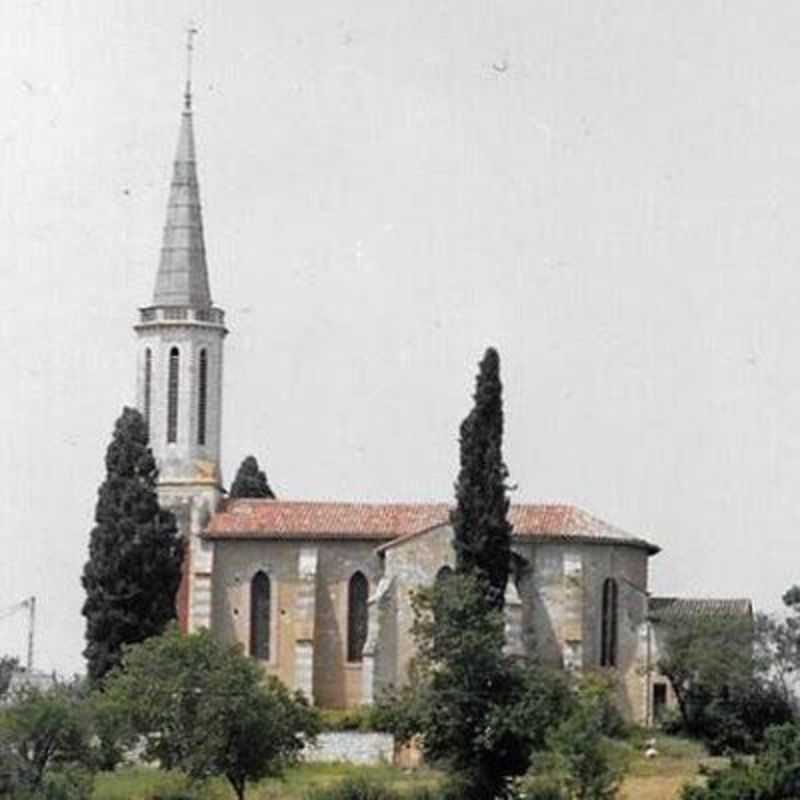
[136,305,227,333]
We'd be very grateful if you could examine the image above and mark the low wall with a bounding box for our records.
[302,732,395,765]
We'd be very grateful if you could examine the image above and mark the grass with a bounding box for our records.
[618,734,725,800]
[93,735,715,800]
[92,763,443,800]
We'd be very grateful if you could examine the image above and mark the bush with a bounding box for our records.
[681,761,762,800]
[577,672,629,740]
[681,683,794,755]
[318,706,383,732]
[682,722,800,799]
[30,767,94,800]
[304,776,400,800]
[659,707,685,735]
[6,767,95,800]
[303,777,460,800]
[509,773,566,800]
[524,692,624,800]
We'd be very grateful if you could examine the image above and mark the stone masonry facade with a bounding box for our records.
[204,500,660,722]
[133,78,751,730]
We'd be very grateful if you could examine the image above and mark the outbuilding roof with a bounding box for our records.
[205,499,660,553]
[648,597,752,620]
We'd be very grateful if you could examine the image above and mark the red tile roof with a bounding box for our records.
[205,500,659,553]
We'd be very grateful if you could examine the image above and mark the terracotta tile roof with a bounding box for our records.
[205,499,659,553]
[649,597,753,620]
[206,500,449,541]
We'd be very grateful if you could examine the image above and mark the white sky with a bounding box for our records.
[2,0,800,675]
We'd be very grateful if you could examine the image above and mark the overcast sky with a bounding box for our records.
[2,0,800,674]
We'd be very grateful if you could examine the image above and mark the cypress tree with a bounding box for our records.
[81,407,183,683]
[229,455,275,499]
[450,347,513,611]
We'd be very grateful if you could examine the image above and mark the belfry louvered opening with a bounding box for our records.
[167,347,179,444]
[197,348,208,446]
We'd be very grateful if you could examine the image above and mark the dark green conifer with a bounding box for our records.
[229,455,275,499]
[81,407,183,683]
[450,347,513,611]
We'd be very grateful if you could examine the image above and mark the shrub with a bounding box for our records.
[525,692,624,800]
[304,778,464,800]
[681,761,762,800]
[509,773,566,800]
[577,672,629,740]
[318,706,383,732]
[304,776,400,800]
[32,767,94,800]
[682,722,800,799]
[678,682,794,755]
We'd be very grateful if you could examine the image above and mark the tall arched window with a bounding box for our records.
[197,348,208,446]
[143,348,152,435]
[600,578,619,667]
[167,347,180,444]
[347,571,369,663]
[250,571,271,660]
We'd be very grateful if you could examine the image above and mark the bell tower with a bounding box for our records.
[134,29,226,631]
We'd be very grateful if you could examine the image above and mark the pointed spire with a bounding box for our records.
[153,26,212,308]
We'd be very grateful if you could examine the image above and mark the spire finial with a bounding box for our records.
[184,23,198,110]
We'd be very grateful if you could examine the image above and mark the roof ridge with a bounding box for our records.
[225,498,451,508]
[208,500,659,554]
[224,498,583,509]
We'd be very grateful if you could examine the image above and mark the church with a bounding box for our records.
[131,76,749,727]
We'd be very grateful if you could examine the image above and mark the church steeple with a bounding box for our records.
[133,28,226,635]
[153,51,212,308]
[135,29,227,491]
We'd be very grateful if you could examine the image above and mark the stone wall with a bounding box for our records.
[378,526,652,724]
[211,538,388,708]
[313,542,385,708]
[381,525,455,686]
[302,732,395,765]
[211,526,654,723]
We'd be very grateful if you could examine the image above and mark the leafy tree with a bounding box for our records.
[0,656,20,698]
[103,627,319,800]
[658,612,793,753]
[229,455,275,499]
[377,573,573,800]
[757,586,800,709]
[0,682,93,797]
[658,613,753,727]
[81,407,184,683]
[450,347,513,611]
[375,351,572,799]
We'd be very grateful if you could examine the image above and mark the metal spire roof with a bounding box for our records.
[152,68,212,308]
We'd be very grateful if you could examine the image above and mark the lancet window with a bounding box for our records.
[347,571,369,663]
[600,578,619,667]
[250,571,271,660]
[197,348,208,446]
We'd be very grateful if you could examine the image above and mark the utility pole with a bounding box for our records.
[25,596,35,672]
[0,596,36,672]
